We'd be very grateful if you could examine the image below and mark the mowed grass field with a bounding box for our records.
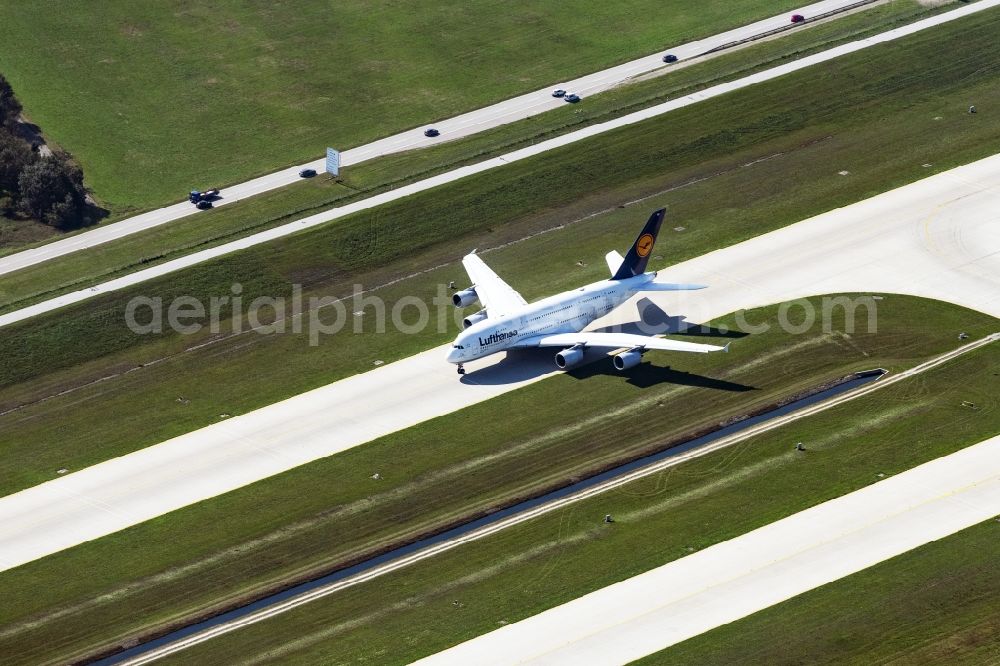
[641,518,1000,665]
[1,7,999,495]
[0,297,996,665]
[0,0,801,213]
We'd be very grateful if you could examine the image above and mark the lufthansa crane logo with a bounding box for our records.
[636,233,654,257]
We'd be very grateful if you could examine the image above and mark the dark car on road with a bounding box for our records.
[299,168,317,178]
[564,93,581,103]
[552,89,567,98]
[189,188,219,203]
[424,128,440,137]
[662,54,678,63]
[196,200,213,210]
[791,14,805,23]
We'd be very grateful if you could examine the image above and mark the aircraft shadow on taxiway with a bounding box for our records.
[460,299,753,392]
[595,298,749,339]
[568,356,755,391]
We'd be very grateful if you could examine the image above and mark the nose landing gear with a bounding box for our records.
[457,364,466,375]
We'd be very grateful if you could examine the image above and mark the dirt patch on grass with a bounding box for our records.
[119,23,145,38]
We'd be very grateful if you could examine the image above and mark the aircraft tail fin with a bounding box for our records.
[611,208,665,280]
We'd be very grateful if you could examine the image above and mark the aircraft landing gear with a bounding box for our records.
[457,364,466,375]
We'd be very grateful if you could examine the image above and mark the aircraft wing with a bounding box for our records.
[462,253,527,317]
[514,331,728,354]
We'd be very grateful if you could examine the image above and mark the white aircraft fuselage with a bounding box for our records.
[445,208,728,373]
[446,272,657,365]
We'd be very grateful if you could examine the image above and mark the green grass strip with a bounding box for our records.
[2,7,1000,495]
[0,295,995,664]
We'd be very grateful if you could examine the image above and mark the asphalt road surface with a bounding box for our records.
[1,147,997,573]
[0,0,878,278]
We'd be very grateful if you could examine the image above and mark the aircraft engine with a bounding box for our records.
[463,310,488,328]
[452,287,479,308]
[555,346,584,369]
[613,349,643,371]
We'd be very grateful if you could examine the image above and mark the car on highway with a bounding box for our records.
[791,14,805,23]
[564,93,581,103]
[299,168,317,178]
[424,128,440,137]
[188,188,219,203]
[662,54,678,63]
[195,200,213,210]
[552,89,566,98]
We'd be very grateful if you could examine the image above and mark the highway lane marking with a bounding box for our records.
[114,333,998,665]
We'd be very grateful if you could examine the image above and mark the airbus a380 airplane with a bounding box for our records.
[446,208,730,374]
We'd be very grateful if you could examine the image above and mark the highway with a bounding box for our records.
[1,146,997,573]
[416,434,1000,666]
[0,0,868,278]
[1,0,996,330]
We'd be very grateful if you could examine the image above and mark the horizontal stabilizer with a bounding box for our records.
[605,250,624,277]
[638,282,708,291]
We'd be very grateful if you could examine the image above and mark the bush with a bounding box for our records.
[0,74,22,129]
[17,155,89,228]
[0,129,36,192]
[0,74,102,229]
[43,193,80,228]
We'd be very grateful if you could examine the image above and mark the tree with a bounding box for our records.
[0,75,102,229]
[0,129,35,193]
[44,192,80,228]
[17,156,86,228]
[0,74,22,129]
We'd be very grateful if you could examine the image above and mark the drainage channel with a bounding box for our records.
[99,368,886,665]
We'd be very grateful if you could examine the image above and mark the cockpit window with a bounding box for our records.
[453,344,464,350]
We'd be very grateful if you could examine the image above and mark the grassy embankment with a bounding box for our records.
[2,7,1000,494]
[0,0,952,293]
[1,306,992,664]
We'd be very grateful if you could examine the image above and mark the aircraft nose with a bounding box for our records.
[445,347,460,363]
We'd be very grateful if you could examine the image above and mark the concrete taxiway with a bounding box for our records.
[0,0,868,278]
[110,337,993,665]
[415,435,1000,666]
[1,144,997,573]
